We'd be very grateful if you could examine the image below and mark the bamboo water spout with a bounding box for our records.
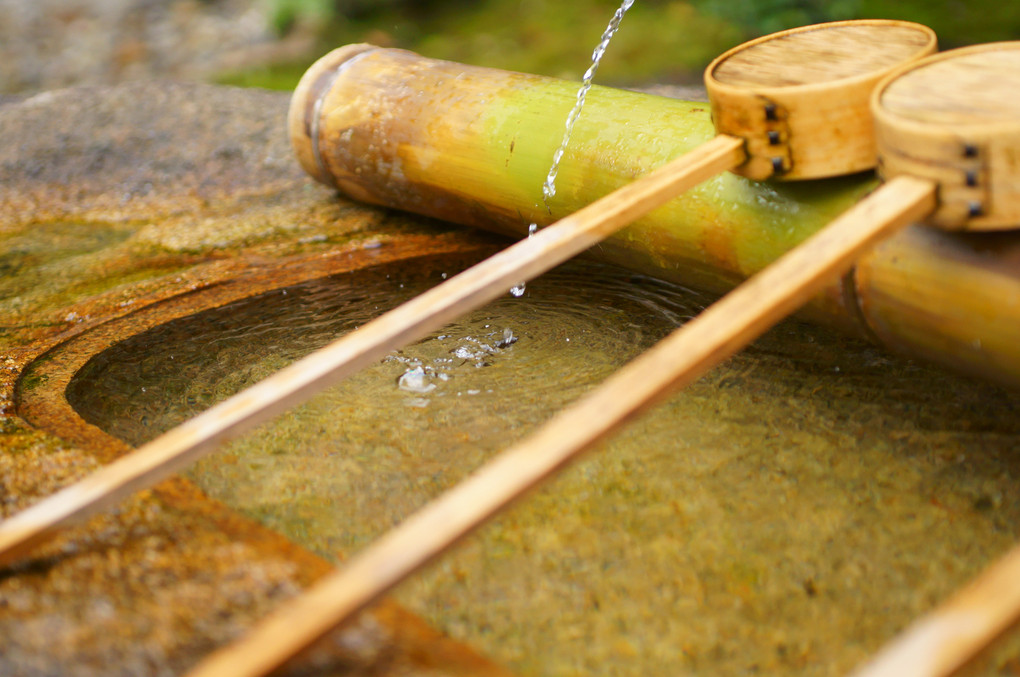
[290,38,1020,388]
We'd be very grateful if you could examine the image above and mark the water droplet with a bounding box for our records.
[454,345,479,360]
[495,327,518,348]
[398,366,436,394]
[509,223,540,297]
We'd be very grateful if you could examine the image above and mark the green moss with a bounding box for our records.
[63,262,194,300]
[17,368,49,394]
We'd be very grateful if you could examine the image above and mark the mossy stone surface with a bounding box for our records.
[0,81,511,677]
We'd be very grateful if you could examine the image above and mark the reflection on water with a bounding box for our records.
[69,254,1020,676]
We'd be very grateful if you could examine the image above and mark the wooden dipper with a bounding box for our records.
[706,20,937,180]
[0,20,935,573]
[874,43,1020,230]
[844,44,1020,676]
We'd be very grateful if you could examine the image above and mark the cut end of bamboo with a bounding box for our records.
[288,43,380,187]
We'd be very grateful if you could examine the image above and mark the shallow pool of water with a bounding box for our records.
[68,253,1020,676]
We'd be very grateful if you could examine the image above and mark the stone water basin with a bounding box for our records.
[54,247,1020,676]
[1,82,514,677]
[5,80,1020,677]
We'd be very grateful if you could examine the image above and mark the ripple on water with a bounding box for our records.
[69,255,705,446]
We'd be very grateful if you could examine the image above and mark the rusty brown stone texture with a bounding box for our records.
[0,81,512,677]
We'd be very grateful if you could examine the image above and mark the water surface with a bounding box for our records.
[69,254,1020,676]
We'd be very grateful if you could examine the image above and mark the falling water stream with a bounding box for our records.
[542,0,635,208]
[510,0,635,298]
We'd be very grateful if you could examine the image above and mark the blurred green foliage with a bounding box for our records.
[228,0,741,89]
[266,0,436,35]
[855,0,1020,46]
[225,0,1020,90]
[266,0,334,34]
[694,0,1020,45]
[692,0,861,35]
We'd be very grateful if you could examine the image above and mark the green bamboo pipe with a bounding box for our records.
[290,45,1020,388]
